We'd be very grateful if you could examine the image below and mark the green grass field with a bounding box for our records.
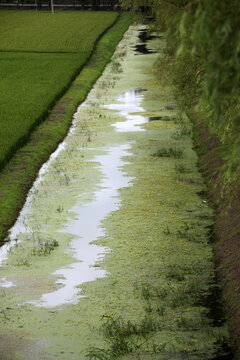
[0,10,118,168]
[0,11,117,52]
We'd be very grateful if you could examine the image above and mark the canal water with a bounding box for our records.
[0,24,230,360]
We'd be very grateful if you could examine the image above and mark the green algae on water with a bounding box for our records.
[0,25,229,360]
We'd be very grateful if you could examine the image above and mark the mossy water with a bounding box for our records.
[0,25,229,359]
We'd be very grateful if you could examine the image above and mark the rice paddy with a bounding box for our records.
[0,10,118,169]
[0,11,118,53]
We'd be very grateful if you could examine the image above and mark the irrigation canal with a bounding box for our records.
[0,25,230,359]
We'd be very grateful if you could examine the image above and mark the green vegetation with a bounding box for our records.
[81,51,229,358]
[0,29,229,358]
[0,11,116,52]
[153,147,183,159]
[121,0,240,356]
[0,51,88,167]
[122,0,240,189]
[0,11,134,243]
[120,0,240,184]
[85,113,228,359]
[0,10,118,169]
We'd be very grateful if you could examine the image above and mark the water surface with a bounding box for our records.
[27,144,132,307]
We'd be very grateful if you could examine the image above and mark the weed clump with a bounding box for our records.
[32,238,59,256]
[171,126,192,140]
[153,147,183,158]
[86,314,163,360]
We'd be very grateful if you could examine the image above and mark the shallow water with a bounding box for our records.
[0,24,230,360]
[0,141,67,266]
[0,278,15,288]
[105,89,148,132]
[0,54,148,308]
[23,84,147,307]
[27,144,132,307]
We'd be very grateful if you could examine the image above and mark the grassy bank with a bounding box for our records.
[0,11,134,243]
[0,10,118,169]
[192,114,240,357]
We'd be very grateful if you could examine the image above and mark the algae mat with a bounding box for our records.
[0,25,229,359]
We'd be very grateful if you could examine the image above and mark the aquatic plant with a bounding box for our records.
[174,163,189,174]
[153,147,183,158]
[86,315,162,359]
[32,238,59,256]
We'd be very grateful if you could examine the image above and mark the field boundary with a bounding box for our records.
[0,11,134,243]
[0,4,121,10]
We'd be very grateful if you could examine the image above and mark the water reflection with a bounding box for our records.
[105,89,148,132]
[26,144,132,308]
[30,88,147,307]
[0,278,15,288]
[133,28,158,55]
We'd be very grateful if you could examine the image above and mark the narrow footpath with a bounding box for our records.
[0,25,230,359]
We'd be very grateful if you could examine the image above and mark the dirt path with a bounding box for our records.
[0,25,229,359]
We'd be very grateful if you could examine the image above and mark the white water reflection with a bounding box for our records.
[27,144,132,308]
[29,87,147,307]
[105,89,148,132]
[0,278,15,288]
